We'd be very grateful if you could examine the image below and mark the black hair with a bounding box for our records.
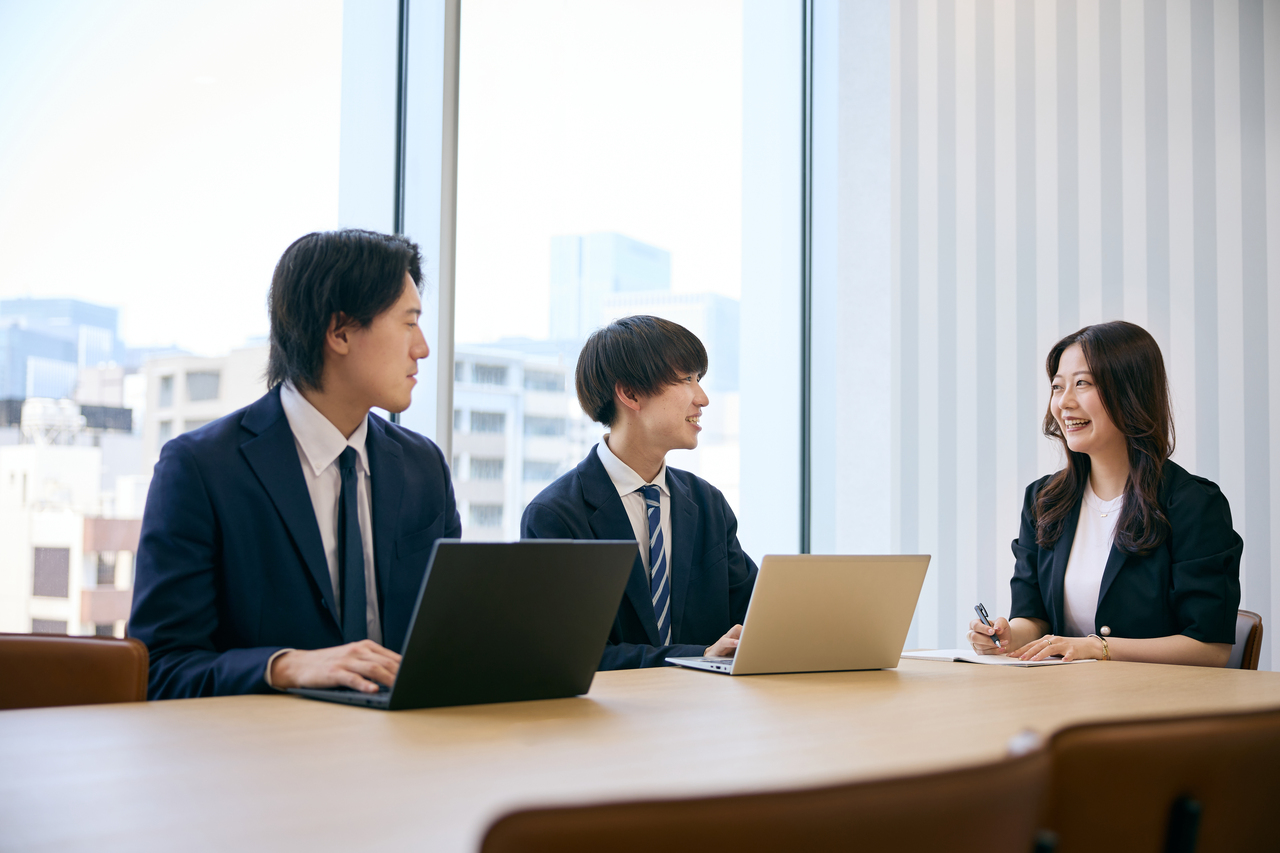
[266,229,424,392]
[575,315,708,426]
[1036,321,1175,555]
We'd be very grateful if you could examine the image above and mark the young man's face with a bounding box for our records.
[339,273,429,413]
[633,371,709,453]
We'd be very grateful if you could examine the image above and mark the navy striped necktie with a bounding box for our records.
[338,447,367,643]
[639,484,671,645]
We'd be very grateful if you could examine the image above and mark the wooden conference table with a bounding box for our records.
[4,659,1280,853]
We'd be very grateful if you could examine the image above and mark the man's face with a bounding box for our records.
[339,273,428,414]
[633,371,709,454]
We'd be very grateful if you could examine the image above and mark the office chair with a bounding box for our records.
[0,633,148,710]
[481,745,1051,853]
[1045,707,1280,853]
[1227,610,1263,670]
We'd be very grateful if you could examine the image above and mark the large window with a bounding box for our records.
[0,0,400,638]
[452,0,799,549]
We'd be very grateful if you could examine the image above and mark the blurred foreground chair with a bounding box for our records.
[0,633,148,710]
[482,744,1052,853]
[1227,610,1263,670]
[1045,707,1280,853]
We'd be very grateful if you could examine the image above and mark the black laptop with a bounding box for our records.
[289,540,635,710]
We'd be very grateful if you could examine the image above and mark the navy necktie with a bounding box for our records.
[639,484,672,645]
[338,447,367,643]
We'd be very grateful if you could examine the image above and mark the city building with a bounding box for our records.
[451,345,585,541]
[140,344,269,471]
[0,298,120,400]
[549,232,672,342]
[0,399,142,636]
[547,232,741,390]
[456,233,746,530]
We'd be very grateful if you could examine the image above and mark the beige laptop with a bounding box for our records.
[667,554,930,675]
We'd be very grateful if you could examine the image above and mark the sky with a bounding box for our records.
[454,0,743,344]
[0,0,742,355]
[0,0,343,356]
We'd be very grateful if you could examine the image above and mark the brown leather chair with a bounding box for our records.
[0,633,148,710]
[481,745,1051,853]
[1045,707,1280,853]
[1227,610,1263,670]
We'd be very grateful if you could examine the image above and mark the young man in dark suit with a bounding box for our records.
[129,229,461,699]
[521,315,757,669]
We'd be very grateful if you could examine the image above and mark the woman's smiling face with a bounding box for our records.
[1050,343,1126,460]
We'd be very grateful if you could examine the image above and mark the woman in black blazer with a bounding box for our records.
[968,321,1242,666]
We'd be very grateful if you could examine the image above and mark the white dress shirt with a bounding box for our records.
[1063,481,1124,638]
[280,382,382,644]
[596,435,671,581]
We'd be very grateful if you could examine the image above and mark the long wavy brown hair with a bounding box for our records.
[1034,321,1175,555]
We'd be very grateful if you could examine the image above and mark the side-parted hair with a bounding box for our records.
[267,229,423,392]
[576,315,708,426]
[1035,321,1175,555]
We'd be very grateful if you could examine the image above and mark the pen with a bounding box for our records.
[974,602,1002,649]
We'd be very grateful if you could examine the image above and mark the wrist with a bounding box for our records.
[268,649,300,689]
[1087,633,1110,661]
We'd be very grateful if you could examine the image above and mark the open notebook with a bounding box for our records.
[901,648,1099,667]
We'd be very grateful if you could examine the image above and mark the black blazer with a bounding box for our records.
[521,446,758,669]
[1010,458,1242,644]
[128,386,461,699]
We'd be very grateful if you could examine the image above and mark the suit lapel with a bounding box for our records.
[1095,545,1129,611]
[581,449,660,646]
[1048,498,1082,634]
[666,470,697,642]
[239,388,339,627]
[365,417,404,630]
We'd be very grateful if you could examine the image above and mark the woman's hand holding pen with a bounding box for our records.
[967,616,1013,655]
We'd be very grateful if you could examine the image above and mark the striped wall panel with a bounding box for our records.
[883,0,1278,668]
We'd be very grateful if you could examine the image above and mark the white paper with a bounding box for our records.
[901,648,1099,667]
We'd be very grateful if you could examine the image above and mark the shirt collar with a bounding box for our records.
[279,382,370,477]
[595,434,669,498]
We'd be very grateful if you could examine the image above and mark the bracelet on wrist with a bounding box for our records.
[1088,633,1110,661]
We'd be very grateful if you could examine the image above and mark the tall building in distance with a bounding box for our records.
[548,232,740,390]
[0,298,120,400]
[452,232,743,540]
[0,297,184,636]
[549,233,672,342]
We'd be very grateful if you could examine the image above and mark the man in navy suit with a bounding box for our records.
[129,229,460,699]
[521,315,757,669]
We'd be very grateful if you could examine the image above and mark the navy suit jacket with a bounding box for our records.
[520,446,757,669]
[128,386,461,699]
[1010,458,1242,644]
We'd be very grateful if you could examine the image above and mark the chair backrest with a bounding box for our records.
[0,633,148,710]
[1046,707,1280,853]
[1227,610,1263,670]
[481,745,1050,853]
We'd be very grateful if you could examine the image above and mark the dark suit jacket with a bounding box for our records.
[128,386,461,699]
[1010,458,1241,644]
[521,446,757,669]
